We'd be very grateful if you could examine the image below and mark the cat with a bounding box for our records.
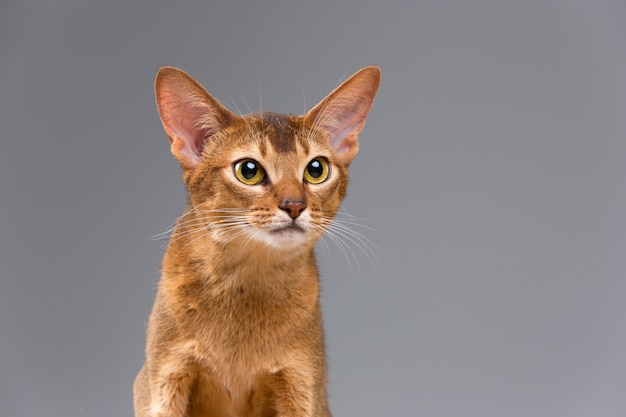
[134,65,381,417]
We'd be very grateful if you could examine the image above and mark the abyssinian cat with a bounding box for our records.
[134,65,381,417]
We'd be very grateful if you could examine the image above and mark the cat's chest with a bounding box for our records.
[175,281,314,388]
[173,270,318,347]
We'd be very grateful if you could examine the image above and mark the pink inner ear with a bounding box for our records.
[313,97,370,164]
[158,99,209,166]
[304,66,380,165]
[326,103,367,149]
[155,67,234,168]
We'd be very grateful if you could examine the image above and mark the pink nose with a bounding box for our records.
[279,199,307,219]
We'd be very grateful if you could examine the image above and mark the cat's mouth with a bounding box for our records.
[270,223,305,234]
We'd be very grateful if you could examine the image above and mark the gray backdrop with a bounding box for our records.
[1,1,625,416]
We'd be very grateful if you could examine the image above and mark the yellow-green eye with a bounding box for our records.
[304,157,330,184]
[234,159,266,185]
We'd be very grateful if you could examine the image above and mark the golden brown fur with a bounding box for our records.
[134,66,380,417]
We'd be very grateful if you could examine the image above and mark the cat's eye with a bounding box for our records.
[304,157,330,184]
[234,159,266,185]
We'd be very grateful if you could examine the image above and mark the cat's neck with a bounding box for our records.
[162,228,318,290]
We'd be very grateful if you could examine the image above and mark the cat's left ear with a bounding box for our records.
[304,66,381,165]
[155,67,239,168]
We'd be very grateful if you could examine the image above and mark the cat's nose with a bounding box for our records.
[279,199,307,219]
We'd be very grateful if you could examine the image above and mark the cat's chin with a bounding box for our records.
[258,225,313,250]
[270,224,305,235]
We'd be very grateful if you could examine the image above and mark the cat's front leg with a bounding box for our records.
[149,359,196,417]
[272,367,330,417]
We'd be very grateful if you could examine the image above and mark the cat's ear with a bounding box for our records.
[304,66,381,165]
[155,67,238,167]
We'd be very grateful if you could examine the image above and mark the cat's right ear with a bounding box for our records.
[155,67,238,167]
[304,66,381,166]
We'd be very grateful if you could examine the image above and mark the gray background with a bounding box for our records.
[1,1,625,416]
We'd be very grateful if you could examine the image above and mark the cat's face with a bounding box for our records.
[184,113,349,251]
[155,66,380,252]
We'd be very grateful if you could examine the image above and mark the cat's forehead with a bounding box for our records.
[251,112,301,154]
[219,112,328,159]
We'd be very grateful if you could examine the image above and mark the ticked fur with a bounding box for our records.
[134,66,380,417]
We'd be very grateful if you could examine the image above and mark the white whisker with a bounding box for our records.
[316,213,383,278]
[321,226,359,275]
[150,204,258,244]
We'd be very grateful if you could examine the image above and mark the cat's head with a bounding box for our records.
[154,66,380,252]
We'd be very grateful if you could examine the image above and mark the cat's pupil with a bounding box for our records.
[242,161,257,179]
[308,160,323,178]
